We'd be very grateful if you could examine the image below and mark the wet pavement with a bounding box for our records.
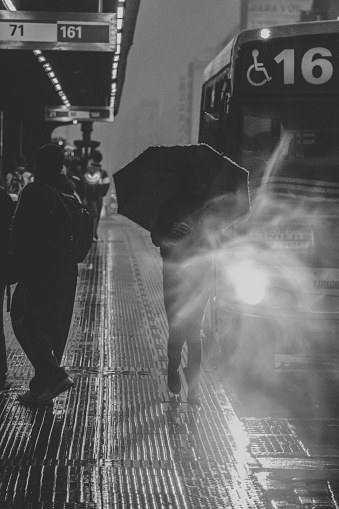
[1,215,339,508]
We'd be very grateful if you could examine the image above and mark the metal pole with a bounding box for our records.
[0,110,4,184]
[81,122,93,164]
[19,117,23,156]
[98,0,103,13]
[240,0,248,30]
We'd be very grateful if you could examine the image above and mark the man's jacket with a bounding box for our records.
[12,174,77,276]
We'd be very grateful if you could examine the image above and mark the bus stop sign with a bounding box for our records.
[0,11,116,51]
[45,106,114,123]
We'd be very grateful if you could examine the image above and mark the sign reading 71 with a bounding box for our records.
[240,42,337,93]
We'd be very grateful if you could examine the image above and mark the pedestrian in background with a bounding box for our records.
[0,184,14,394]
[151,163,213,405]
[83,150,110,241]
[10,143,78,405]
[6,155,34,202]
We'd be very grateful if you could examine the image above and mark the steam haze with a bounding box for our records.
[56,0,241,173]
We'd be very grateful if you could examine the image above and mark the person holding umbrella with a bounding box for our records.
[114,143,250,405]
[151,161,213,405]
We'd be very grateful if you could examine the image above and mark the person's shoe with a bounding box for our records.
[17,389,39,404]
[187,385,201,406]
[36,377,74,405]
[167,366,181,395]
[0,381,11,394]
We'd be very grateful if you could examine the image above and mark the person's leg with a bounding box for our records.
[162,260,186,393]
[86,201,99,240]
[181,259,212,403]
[94,199,103,239]
[185,322,202,378]
[11,278,69,394]
[0,283,9,389]
[49,265,78,364]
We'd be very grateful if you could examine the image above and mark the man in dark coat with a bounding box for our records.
[10,143,78,405]
[0,185,14,393]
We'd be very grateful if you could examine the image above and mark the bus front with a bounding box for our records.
[204,21,339,382]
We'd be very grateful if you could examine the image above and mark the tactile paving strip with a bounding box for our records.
[0,217,269,508]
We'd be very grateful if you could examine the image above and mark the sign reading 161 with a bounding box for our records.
[59,25,82,40]
[275,47,333,85]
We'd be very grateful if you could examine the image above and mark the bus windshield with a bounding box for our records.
[239,98,339,193]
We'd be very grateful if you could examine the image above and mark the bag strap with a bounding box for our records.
[36,180,81,203]
[34,181,73,220]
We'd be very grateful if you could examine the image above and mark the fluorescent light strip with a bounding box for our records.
[4,3,71,109]
[110,2,127,107]
[33,50,70,107]
[2,1,16,10]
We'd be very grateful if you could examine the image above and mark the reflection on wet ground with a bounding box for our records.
[0,215,338,508]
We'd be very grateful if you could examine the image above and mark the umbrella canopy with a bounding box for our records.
[113,144,250,233]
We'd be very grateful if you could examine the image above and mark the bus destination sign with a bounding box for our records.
[0,11,116,51]
[239,37,339,95]
[45,106,114,123]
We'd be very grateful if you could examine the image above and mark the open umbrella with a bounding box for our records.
[113,144,250,233]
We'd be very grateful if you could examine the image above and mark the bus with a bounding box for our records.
[199,20,339,384]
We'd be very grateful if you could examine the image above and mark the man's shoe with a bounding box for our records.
[0,381,11,394]
[17,389,39,404]
[36,377,74,405]
[168,366,181,394]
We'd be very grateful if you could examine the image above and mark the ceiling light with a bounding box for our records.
[34,50,70,108]
[3,0,16,10]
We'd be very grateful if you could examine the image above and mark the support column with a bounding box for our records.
[81,122,93,164]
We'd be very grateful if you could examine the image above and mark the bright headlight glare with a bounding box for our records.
[228,263,268,305]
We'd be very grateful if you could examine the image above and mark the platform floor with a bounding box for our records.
[1,215,338,509]
[0,215,268,508]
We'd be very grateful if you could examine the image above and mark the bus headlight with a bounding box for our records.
[227,262,269,305]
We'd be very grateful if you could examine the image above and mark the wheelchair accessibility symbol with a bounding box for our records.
[247,49,272,86]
